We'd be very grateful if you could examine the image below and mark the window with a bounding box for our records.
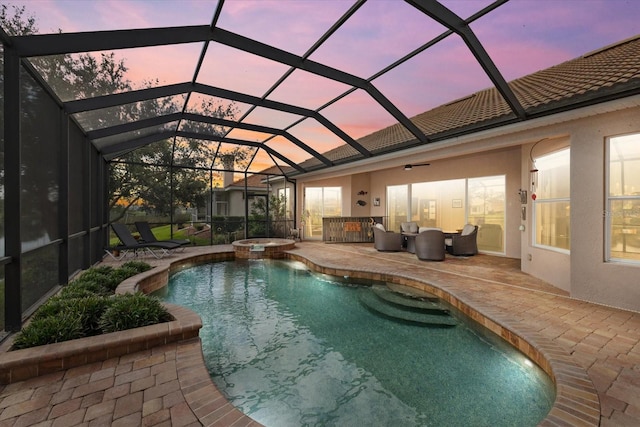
[304,187,342,239]
[468,176,505,253]
[412,179,465,231]
[216,201,228,216]
[608,133,640,262]
[532,148,570,251]
[387,185,408,231]
[386,176,505,253]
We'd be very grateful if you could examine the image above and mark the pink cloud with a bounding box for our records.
[243,108,303,130]
[288,119,348,155]
[321,89,398,139]
[226,128,274,143]
[266,69,352,110]
[217,0,354,56]
[309,0,446,78]
[264,135,316,162]
[198,43,289,97]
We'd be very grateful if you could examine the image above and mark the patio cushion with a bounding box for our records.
[419,226,441,233]
[401,222,418,233]
[461,224,476,236]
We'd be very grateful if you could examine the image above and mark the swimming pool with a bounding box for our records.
[159,258,554,426]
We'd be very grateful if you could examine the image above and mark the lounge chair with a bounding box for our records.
[135,221,191,247]
[106,223,182,260]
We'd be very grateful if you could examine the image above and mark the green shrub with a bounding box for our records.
[121,260,152,274]
[31,295,69,320]
[69,262,151,292]
[11,261,157,350]
[99,293,171,333]
[31,295,111,336]
[56,286,97,299]
[60,279,111,297]
[12,315,84,350]
[75,268,121,291]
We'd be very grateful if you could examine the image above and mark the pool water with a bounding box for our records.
[159,259,554,427]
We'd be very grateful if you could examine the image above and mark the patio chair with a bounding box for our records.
[106,223,182,260]
[445,224,478,256]
[400,221,419,233]
[372,224,403,251]
[414,229,445,261]
[135,221,191,247]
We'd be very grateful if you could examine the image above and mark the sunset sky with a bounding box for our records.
[4,0,640,170]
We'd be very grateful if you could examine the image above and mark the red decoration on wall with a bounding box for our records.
[531,193,537,201]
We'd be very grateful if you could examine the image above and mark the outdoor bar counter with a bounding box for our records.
[322,216,383,243]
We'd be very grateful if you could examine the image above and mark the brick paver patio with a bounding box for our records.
[0,242,638,426]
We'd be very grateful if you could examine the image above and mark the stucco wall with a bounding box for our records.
[519,138,571,293]
[293,100,640,310]
[569,107,640,311]
[367,148,522,258]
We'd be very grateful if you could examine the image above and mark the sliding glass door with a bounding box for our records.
[387,176,505,253]
[304,187,342,239]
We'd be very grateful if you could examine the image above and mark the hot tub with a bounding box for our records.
[232,238,296,259]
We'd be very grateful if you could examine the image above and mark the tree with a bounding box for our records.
[107,97,252,222]
[2,4,252,224]
[2,5,136,241]
[249,194,288,237]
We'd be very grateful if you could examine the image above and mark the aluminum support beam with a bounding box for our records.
[14,25,425,145]
[3,48,22,331]
[67,82,370,158]
[406,0,526,119]
[58,110,70,286]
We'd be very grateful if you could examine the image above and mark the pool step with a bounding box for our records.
[371,285,450,315]
[359,287,457,327]
[386,283,440,302]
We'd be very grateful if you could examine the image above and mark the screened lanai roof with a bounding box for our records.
[3,0,640,178]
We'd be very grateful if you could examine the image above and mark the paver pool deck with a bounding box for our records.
[0,242,639,426]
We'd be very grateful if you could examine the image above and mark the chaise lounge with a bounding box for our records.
[106,223,182,260]
[135,221,191,247]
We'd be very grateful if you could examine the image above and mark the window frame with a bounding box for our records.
[606,133,640,264]
[386,176,506,254]
[531,147,571,254]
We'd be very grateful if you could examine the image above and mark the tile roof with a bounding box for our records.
[300,35,640,169]
[227,165,295,189]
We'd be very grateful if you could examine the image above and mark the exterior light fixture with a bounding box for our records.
[403,163,430,170]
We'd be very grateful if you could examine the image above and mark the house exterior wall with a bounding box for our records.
[351,172,371,217]
[367,148,521,257]
[294,99,640,311]
[569,107,640,311]
[298,175,354,221]
[228,191,245,217]
[519,137,571,293]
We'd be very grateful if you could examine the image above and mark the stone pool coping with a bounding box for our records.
[232,238,296,259]
[0,247,600,426]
